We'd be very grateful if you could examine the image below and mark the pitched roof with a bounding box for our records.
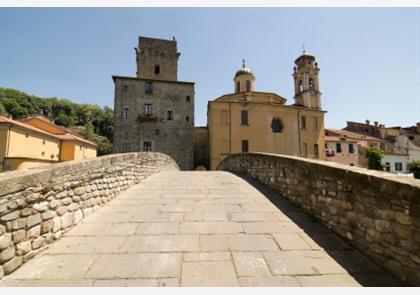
[325,128,382,142]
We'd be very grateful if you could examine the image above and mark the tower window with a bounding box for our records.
[143,141,152,152]
[271,118,284,133]
[154,65,160,75]
[186,96,191,102]
[186,116,190,123]
[241,140,249,153]
[241,110,248,125]
[167,111,173,121]
[236,81,240,93]
[246,80,251,92]
[299,80,303,92]
[309,78,314,89]
[145,82,153,93]
[122,108,129,119]
[144,104,153,115]
[300,116,306,129]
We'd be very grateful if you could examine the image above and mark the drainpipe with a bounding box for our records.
[297,110,302,156]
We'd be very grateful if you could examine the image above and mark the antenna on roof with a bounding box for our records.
[302,43,306,54]
[242,59,245,68]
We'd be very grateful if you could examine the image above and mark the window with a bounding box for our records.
[122,108,129,118]
[25,134,29,138]
[236,81,240,93]
[309,78,314,89]
[123,85,128,92]
[314,144,319,158]
[349,143,355,154]
[312,117,318,131]
[241,140,249,153]
[221,110,229,125]
[42,140,46,145]
[271,118,284,133]
[300,116,306,129]
[154,65,160,75]
[336,143,342,153]
[302,143,308,157]
[41,151,45,156]
[395,162,403,172]
[186,116,190,123]
[167,111,173,121]
[241,110,248,125]
[143,141,152,152]
[385,162,391,172]
[145,82,153,93]
[246,80,251,92]
[144,104,153,115]
[186,96,191,103]
[122,144,130,153]
[299,80,303,92]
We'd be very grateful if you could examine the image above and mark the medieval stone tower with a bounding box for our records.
[112,36,195,170]
[293,50,322,110]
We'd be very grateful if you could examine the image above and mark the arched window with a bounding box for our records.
[271,118,284,133]
[236,81,240,93]
[309,78,314,89]
[246,80,251,92]
[154,65,160,75]
[299,80,303,92]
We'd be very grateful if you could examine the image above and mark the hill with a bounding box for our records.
[0,87,113,155]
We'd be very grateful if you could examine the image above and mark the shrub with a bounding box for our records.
[408,160,420,179]
[365,146,383,171]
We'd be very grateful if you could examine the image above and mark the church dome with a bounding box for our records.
[234,59,255,78]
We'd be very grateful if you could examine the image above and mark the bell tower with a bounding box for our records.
[293,49,321,110]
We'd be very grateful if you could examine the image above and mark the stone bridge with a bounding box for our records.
[0,152,419,286]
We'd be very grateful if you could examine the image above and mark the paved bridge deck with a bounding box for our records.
[0,171,401,287]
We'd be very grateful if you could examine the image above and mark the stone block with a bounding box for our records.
[41,220,54,234]
[3,256,22,274]
[27,225,41,239]
[374,219,390,233]
[0,245,15,263]
[74,187,86,196]
[61,197,73,206]
[33,201,49,212]
[0,224,5,235]
[55,191,68,199]
[56,206,68,216]
[32,237,45,249]
[49,199,60,209]
[42,210,56,220]
[10,218,26,230]
[12,229,26,243]
[73,210,83,224]
[395,212,411,225]
[20,207,34,217]
[0,233,12,250]
[61,213,74,229]
[26,193,42,203]
[15,241,31,256]
[1,210,20,222]
[26,213,42,228]
[67,203,80,212]
[52,216,62,233]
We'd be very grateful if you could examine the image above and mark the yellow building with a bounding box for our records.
[0,115,97,171]
[208,52,326,170]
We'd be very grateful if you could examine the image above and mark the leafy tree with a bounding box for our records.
[77,123,112,156]
[0,103,8,116]
[365,146,383,170]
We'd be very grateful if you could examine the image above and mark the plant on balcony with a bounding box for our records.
[408,160,420,179]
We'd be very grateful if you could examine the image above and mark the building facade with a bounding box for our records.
[324,132,358,166]
[0,115,97,171]
[112,37,195,170]
[208,52,326,170]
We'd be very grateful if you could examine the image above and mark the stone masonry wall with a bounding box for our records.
[218,153,420,286]
[0,152,179,279]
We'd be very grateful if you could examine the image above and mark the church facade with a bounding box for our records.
[207,52,326,170]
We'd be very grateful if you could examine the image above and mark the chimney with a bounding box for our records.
[374,121,378,127]
[365,119,370,125]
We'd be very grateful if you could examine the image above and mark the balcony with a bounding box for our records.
[138,114,159,123]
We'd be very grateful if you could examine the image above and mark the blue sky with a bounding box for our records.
[0,8,419,128]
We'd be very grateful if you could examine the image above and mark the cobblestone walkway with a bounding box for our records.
[0,171,401,286]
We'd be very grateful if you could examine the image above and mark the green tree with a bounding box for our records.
[365,146,383,170]
[0,103,8,116]
[408,160,420,179]
[77,123,112,156]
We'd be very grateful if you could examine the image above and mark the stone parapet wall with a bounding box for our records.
[0,152,179,279]
[218,153,420,286]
